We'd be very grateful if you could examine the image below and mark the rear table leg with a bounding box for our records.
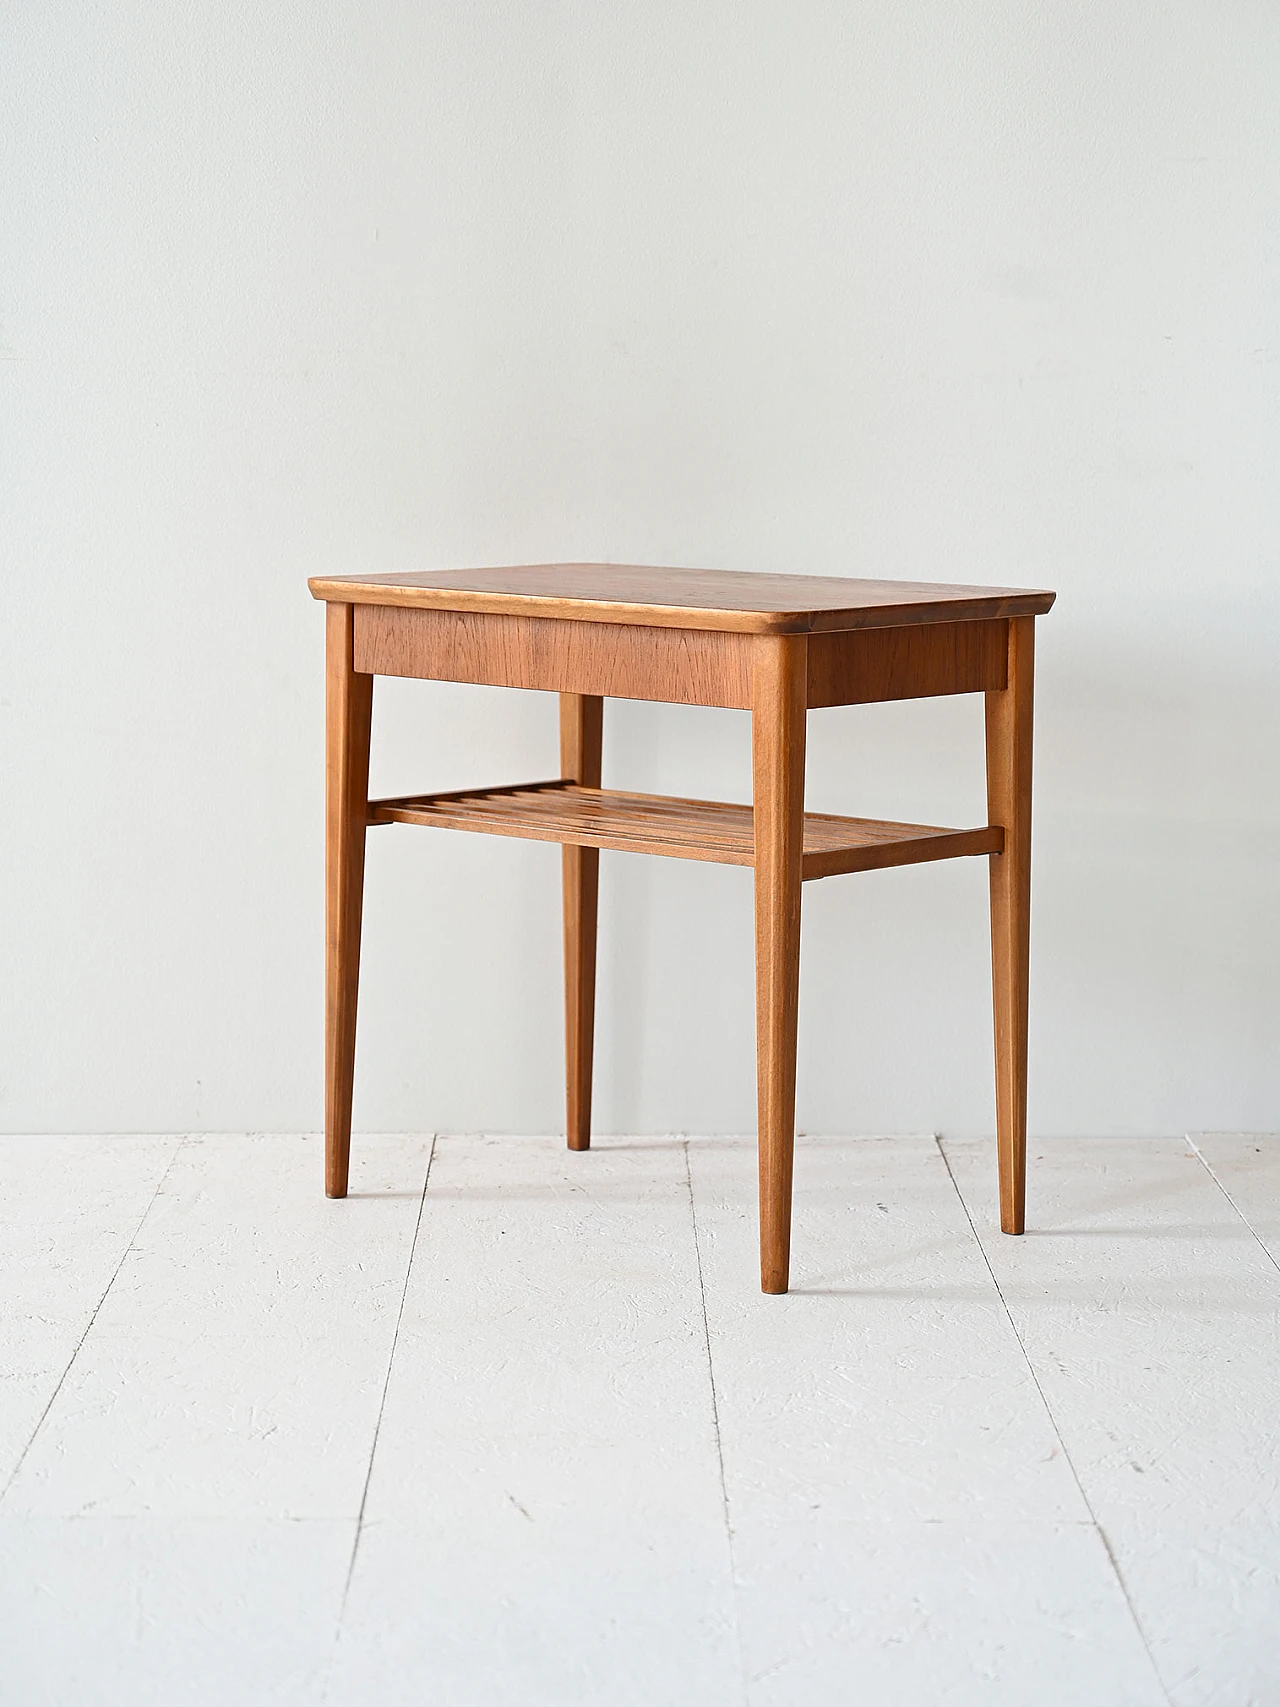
[561,694,603,1151]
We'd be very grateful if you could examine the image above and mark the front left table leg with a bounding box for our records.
[325,602,373,1197]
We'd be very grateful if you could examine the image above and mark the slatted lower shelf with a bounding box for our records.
[367,781,1002,880]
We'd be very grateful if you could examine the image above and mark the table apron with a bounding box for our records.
[805,618,1008,707]
[353,605,755,707]
[351,604,1009,710]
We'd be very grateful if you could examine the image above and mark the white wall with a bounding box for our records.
[3,2,1277,1139]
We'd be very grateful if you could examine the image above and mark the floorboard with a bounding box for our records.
[730,1517,1165,1707]
[943,1135,1280,1707]
[1,1133,1276,1704]
[0,1135,178,1493]
[0,1515,352,1707]
[687,1134,1089,1523]
[1192,1132,1280,1271]
[2,1135,430,1518]
[328,1134,738,1707]
[688,1134,1163,1703]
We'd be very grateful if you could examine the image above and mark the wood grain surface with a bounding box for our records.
[806,617,1008,706]
[313,562,1056,635]
[311,565,1053,1291]
[366,781,1000,878]
[353,604,753,708]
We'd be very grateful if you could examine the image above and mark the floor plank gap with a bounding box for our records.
[685,1138,749,1707]
[1185,1134,1280,1282]
[338,1134,436,1622]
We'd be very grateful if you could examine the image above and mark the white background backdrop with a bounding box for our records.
[3,2,1277,1139]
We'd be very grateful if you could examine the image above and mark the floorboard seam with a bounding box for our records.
[685,1139,749,1707]
[1186,1135,1280,1279]
[935,1137,1173,1706]
[0,1135,186,1509]
[334,1134,436,1637]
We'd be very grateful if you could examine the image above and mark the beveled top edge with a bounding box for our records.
[308,563,1056,632]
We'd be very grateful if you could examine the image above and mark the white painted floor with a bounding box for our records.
[2,1134,1278,1706]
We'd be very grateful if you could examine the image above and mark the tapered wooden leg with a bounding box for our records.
[561,694,603,1151]
[752,635,807,1294]
[985,616,1035,1234]
[325,602,373,1198]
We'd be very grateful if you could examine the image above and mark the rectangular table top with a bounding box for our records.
[309,563,1055,634]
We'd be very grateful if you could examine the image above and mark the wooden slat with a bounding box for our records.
[353,605,753,709]
[806,619,1008,708]
[366,782,1002,878]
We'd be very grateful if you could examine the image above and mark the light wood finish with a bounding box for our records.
[801,817,1002,880]
[312,562,1056,635]
[806,617,1008,708]
[752,634,808,1295]
[355,602,1012,714]
[367,781,1001,877]
[324,603,374,1199]
[353,604,753,709]
[560,695,602,1152]
[313,563,1056,1292]
[985,616,1036,1236]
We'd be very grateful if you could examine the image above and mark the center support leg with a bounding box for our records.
[561,694,603,1151]
[752,634,807,1294]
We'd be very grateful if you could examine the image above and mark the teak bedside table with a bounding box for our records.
[308,564,1056,1293]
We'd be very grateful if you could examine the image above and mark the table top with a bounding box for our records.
[309,563,1055,634]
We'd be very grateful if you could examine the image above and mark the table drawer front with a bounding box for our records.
[353,604,753,709]
[806,618,1008,708]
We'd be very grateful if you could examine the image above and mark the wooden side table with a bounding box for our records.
[308,564,1055,1293]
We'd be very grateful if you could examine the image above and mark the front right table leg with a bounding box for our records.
[752,633,808,1294]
